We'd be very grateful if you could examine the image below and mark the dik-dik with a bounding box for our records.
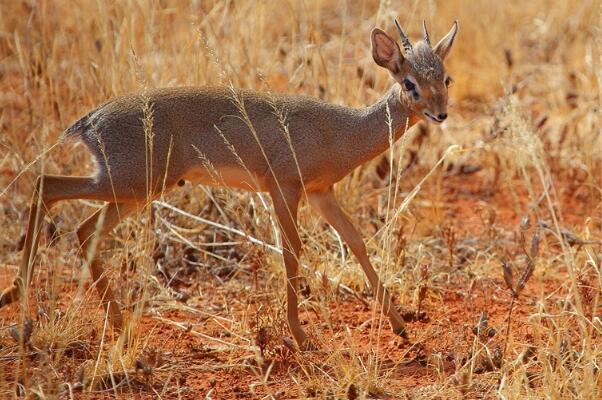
[1,19,458,348]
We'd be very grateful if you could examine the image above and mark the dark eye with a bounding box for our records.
[403,78,415,91]
[445,76,453,87]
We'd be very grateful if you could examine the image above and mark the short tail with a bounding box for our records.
[63,113,92,137]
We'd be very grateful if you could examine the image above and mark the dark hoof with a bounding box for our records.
[285,335,318,352]
[393,327,409,340]
[0,286,19,308]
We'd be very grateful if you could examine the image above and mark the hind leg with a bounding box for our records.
[76,202,137,329]
[1,175,121,308]
[269,185,307,347]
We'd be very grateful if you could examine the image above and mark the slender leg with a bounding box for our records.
[0,181,45,307]
[1,175,118,307]
[269,185,307,347]
[76,202,137,329]
[307,187,407,337]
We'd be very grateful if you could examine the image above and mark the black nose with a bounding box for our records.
[438,113,447,121]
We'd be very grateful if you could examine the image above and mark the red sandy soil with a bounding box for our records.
[0,172,599,398]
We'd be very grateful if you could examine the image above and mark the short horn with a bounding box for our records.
[394,18,413,55]
[422,20,431,46]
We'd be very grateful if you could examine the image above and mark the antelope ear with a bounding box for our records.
[371,28,404,74]
[433,21,459,61]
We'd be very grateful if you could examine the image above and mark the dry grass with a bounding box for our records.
[0,0,600,398]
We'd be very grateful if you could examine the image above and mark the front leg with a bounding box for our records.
[307,187,407,338]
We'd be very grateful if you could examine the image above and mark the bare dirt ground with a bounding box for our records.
[1,171,598,398]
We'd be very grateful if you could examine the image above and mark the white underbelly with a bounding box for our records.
[183,166,268,192]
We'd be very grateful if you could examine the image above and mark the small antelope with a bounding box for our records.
[1,19,458,347]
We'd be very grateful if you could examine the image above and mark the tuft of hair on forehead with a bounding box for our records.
[408,41,445,80]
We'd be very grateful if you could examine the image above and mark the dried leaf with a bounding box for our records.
[502,261,515,296]
[282,336,297,353]
[504,48,514,69]
[460,164,482,175]
[321,271,330,291]
[530,231,541,258]
[516,259,535,294]
[9,318,33,346]
[486,208,496,227]
[472,311,489,335]
[135,358,152,377]
[8,326,19,343]
[518,230,527,252]
[520,346,537,364]
[135,349,163,379]
[256,327,270,357]
[347,383,358,400]
[173,290,190,303]
[560,228,583,246]
[417,285,427,314]
[534,114,548,130]
[520,215,531,230]
[418,285,427,303]
[492,345,503,368]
